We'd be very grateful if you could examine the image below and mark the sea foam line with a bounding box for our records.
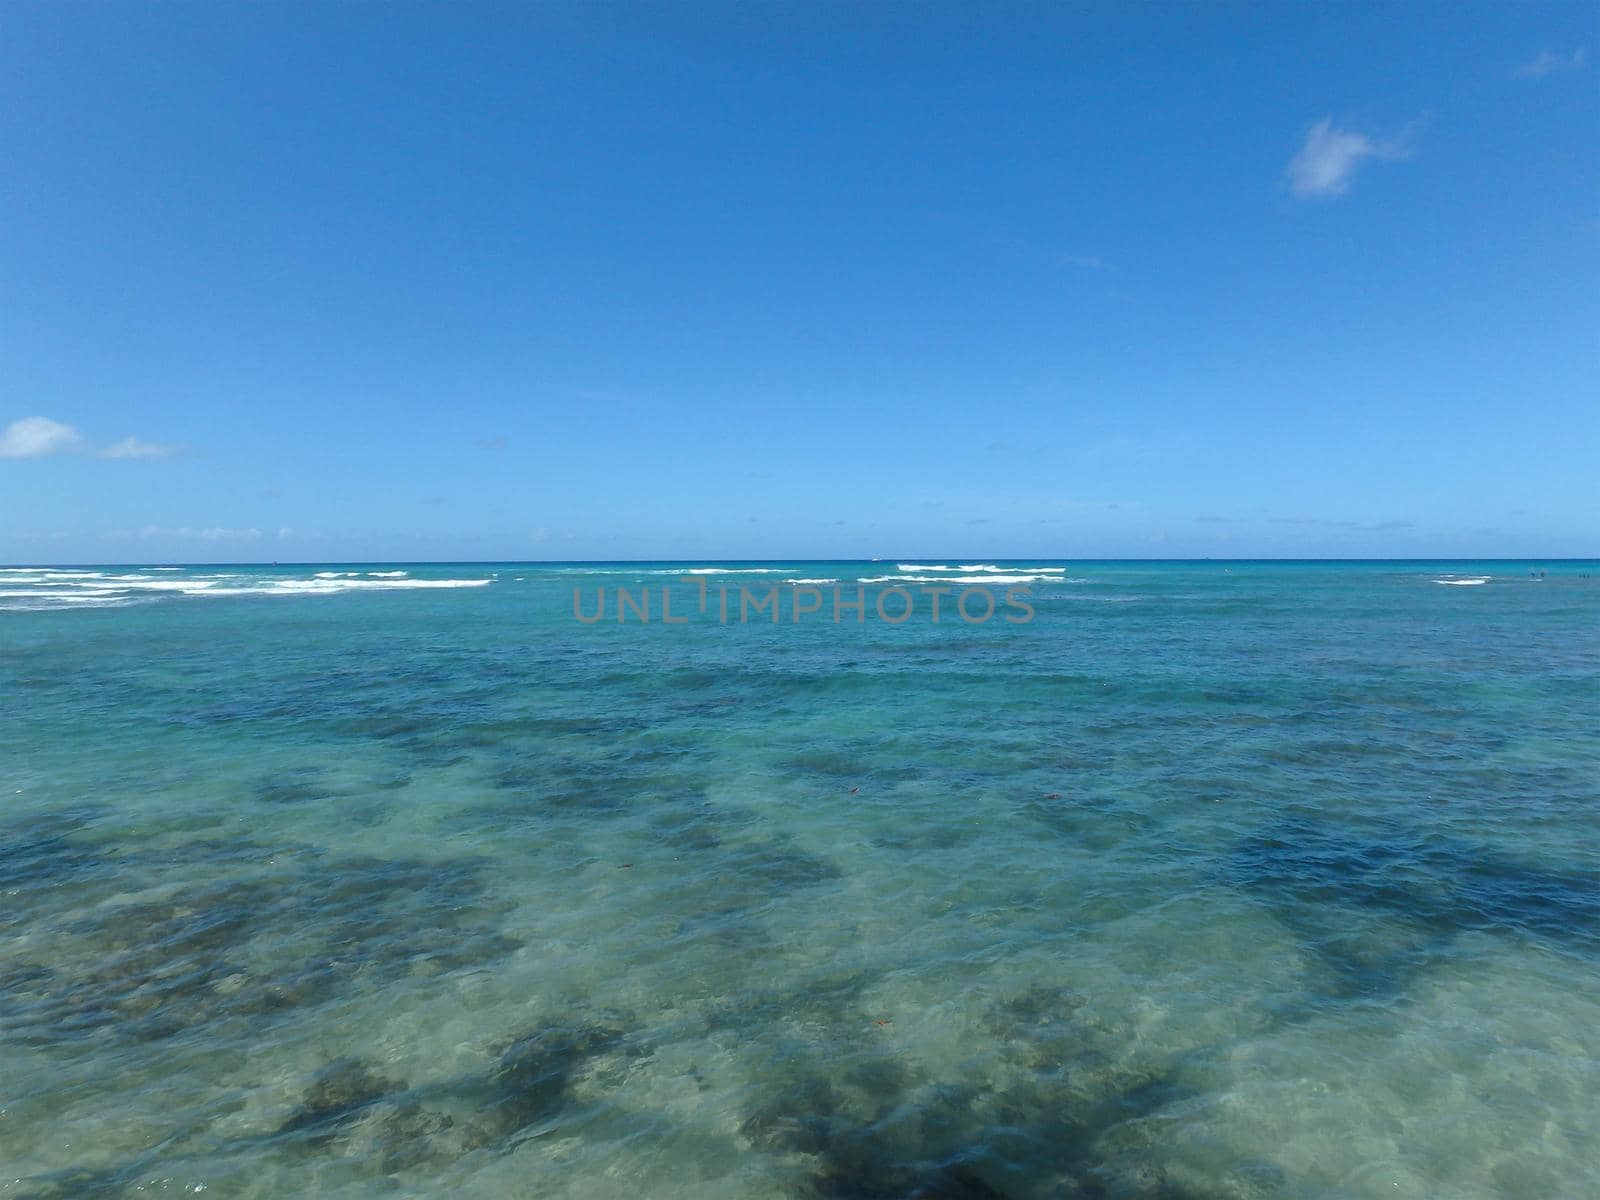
[897,564,1067,574]
[862,574,1069,585]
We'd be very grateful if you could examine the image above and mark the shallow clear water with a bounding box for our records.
[2,561,1597,1198]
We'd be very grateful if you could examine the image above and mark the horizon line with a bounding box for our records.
[5,557,1597,569]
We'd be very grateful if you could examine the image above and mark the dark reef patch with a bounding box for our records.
[484,741,709,821]
[983,983,1106,1073]
[270,1017,641,1170]
[1018,792,1159,852]
[701,968,878,1038]
[481,1020,631,1135]
[783,746,927,785]
[0,806,111,901]
[722,838,842,891]
[732,979,1260,1200]
[653,835,843,949]
[871,824,971,853]
[378,709,654,770]
[0,844,518,1049]
[279,1058,405,1141]
[743,1064,1197,1199]
[685,837,842,923]
[650,804,733,851]
[272,1059,462,1169]
[1228,820,1600,970]
[330,710,440,741]
[5,1164,133,1200]
[251,766,338,805]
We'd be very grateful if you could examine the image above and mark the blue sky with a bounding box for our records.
[3,2,1595,562]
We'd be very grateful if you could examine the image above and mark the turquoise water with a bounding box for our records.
[2,560,1597,1198]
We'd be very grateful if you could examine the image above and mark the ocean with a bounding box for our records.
[2,560,1596,1198]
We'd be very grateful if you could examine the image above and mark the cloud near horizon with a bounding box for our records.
[1514,48,1587,79]
[1285,118,1415,198]
[101,436,181,459]
[138,525,270,541]
[0,416,82,459]
[1,416,181,460]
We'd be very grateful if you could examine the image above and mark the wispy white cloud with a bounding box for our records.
[139,525,264,541]
[1285,118,1416,198]
[1267,516,1414,531]
[1,416,185,460]
[0,416,82,459]
[1514,48,1587,79]
[100,436,181,460]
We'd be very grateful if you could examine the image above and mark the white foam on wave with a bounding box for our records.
[1434,577,1489,586]
[0,570,494,609]
[784,578,838,585]
[936,574,1057,585]
[898,563,1068,575]
[3,570,107,581]
[227,577,492,595]
[0,588,117,598]
[0,574,184,590]
[871,573,1072,586]
[962,564,1068,574]
[0,590,135,607]
[680,567,787,575]
[115,578,221,591]
[546,567,792,578]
